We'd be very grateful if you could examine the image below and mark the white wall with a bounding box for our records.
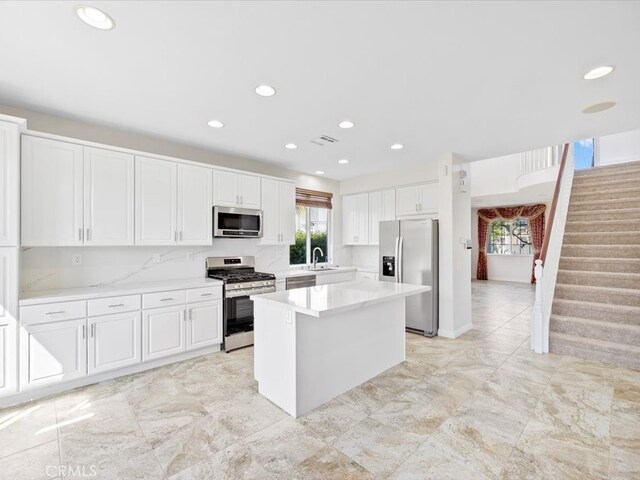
[437,154,472,338]
[2,104,351,292]
[598,128,640,166]
[339,160,439,196]
[470,153,521,198]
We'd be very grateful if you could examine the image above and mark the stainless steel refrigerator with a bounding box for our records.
[379,219,439,336]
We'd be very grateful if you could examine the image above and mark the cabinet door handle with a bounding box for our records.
[90,324,95,338]
[180,231,183,241]
[82,325,86,339]
[108,303,125,308]
[45,311,65,315]
[189,309,192,320]
[160,298,174,302]
[78,228,82,241]
[240,195,243,204]
[86,228,91,241]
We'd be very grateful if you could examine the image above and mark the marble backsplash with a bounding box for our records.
[20,241,352,293]
[350,245,379,269]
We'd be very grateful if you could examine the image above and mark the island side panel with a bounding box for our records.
[254,302,298,416]
[295,298,405,416]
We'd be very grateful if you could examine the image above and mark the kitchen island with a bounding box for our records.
[251,279,430,417]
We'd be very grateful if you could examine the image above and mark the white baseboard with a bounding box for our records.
[439,322,472,339]
[0,344,221,408]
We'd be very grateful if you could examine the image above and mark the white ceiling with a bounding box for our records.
[1,1,639,180]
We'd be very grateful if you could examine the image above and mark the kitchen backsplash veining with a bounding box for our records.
[21,243,352,292]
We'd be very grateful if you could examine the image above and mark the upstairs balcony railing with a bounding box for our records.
[520,145,565,175]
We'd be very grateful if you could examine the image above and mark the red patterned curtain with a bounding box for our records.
[476,204,546,284]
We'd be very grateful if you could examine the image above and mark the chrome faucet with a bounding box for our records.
[312,247,324,269]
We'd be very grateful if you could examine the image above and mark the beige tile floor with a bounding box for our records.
[1,280,639,479]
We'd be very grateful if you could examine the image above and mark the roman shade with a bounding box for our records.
[295,188,333,209]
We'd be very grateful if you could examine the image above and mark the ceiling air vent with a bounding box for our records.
[310,135,339,146]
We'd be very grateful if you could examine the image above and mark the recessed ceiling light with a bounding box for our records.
[338,159,349,164]
[582,101,616,114]
[390,143,404,150]
[583,65,615,80]
[315,170,325,175]
[75,5,115,30]
[207,120,224,128]
[338,120,355,129]
[285,143,298,149]
[255,85,276,97]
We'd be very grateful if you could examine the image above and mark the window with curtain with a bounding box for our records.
[487,218,532,255]
[290,189,332,265]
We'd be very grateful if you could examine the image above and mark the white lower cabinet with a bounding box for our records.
[0,322,16,397]
[186,300,222,350]
[88,312,141,375]
[142,305,186,361]
[19,319,87,390]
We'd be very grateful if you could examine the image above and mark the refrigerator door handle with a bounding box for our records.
[398,236,404,283]
[394,236,400,283]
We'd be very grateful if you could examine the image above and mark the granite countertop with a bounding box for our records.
[19,277,224,306]
[251,279,429,317]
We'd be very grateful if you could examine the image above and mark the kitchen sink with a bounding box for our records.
[307,266,339,271]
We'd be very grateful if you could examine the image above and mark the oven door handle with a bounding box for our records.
[225,287,276,298]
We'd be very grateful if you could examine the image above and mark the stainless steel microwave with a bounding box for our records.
[213,206,263,238]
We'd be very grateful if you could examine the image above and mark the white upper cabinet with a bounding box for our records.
[84,147,134,246]
[212,170,238,206]
[368,191,382,246]
[213,170,261,209]
[136,158,212,246]
[418,182,438,213]
[381,189,397,221]
[0,121,19,247]
[396,183,438,216]
[368,189,396,245]
[342,193,368,245]
[22,137,136,246]
[177,164,212,245]
[260,179,295,245]
[135,156,177,245]
[22,136,84,246]
[238,174,261,209]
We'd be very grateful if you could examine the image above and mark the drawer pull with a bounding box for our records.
[160,298,174,302]
[45,311,65,315]
[200,293,212,297]
[108,304,125,308]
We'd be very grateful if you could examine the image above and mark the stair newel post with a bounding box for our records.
[532,259,544,354]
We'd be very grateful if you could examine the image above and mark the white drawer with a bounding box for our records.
[21,300,87,326]
[88,295,141,317]
[186,286,222,304]
[142,290,186,309]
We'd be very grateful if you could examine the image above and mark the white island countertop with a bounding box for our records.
[251,279,430,317]
[19,277,224,306]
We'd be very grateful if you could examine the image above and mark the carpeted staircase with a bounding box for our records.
[550,160,640,369]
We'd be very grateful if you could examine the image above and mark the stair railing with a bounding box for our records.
[532,143,575,354]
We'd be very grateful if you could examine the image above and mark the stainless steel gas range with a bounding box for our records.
[206,256,276,352]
